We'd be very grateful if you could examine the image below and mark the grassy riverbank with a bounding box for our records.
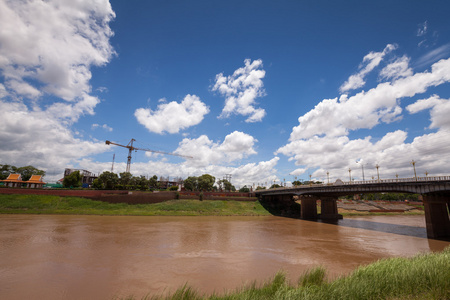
[0,194,271,216]
[0,194,424,216]
[137,247,450,300]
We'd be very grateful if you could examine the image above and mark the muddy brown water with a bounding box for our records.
[0,214,448,299]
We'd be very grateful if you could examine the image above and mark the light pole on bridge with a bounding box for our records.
[375,164,380,182]
[411,160,417,181]
[357,160,366,182]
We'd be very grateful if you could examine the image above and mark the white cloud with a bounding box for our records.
[212,59,266,123]
[0,0,115,181]
[290,55,450,141]
[414,44,450,69]
[0,100,110,180]
[175,131,258,168]
[407,95,450,130]
[417,21,428,37]
[279,44,450,182]
[135,94,209,134]
[92,123,113,132]
[379,56,413,81]
[339,44,397,93]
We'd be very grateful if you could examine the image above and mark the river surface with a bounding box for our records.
[0,214,449,299]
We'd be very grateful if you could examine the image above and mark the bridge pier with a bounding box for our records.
[299,195,318,219]
[319,197,343,220]
[422,194,450,239]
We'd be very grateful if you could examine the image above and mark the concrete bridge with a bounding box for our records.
[254,176,450,239]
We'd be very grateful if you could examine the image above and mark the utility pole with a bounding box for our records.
[327,171,330,184]
[111,153,115,172]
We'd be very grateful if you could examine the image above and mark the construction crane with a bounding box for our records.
[105,138,193,173]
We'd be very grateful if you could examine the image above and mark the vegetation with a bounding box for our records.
[0,194,270,216]
[132,247,450,299]
[63,170,82,188]
[238,185,250,193]
[184,174,216,191]
[217,179,236,191]
[0,164,46,181]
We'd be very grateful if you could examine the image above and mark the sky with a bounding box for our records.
[1,0,450,188]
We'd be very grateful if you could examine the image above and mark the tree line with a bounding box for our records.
[0,164,46,181]
[64,171,244,192]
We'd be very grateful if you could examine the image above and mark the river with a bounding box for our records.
[0,214,448,299]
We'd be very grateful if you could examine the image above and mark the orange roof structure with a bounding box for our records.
[0,174,46,188]
[3,174,22,182]
[27,175,45,183]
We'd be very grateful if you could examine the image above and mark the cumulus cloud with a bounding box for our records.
[0,0,115,119]
[0,0,115,180]
[212,59,266,123]
[135,94,209,134]
[339,44,397,93]
[0,100,110,178]
[92,123,113,132]
[175,131,258,168]
[279,44,450,182]
[407,95,450,130]
[290,55,450,141]
[379,56,413,81]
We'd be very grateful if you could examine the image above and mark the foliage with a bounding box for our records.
[148,175,159,189]
[63,170,82,188]
[269,184,281,189]
[169,185,179,191]
[255,186,266,190]
[239,185,250,193]
[198,174,216,191]
[184,176,198,191]
[0,164,45,181]
[96,171,119,189]
[217,179,236,191]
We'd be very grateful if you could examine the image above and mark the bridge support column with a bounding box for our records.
[422,194,450,239]
[300,196,318,220]
[319,197,343,220]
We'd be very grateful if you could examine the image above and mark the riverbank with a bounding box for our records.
[0,194,423,216]
[0,194,270,216]
[144,247,450,300]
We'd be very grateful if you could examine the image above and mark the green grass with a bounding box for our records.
[0,194,271,216]
[140,247,450,300]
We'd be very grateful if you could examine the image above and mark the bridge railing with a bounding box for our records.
[259,176,450,192]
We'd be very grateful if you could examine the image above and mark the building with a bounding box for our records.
[64,168,98,188]
[0,174,45,188]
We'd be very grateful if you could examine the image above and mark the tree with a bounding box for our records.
[119,172,133,189]
[63,171,82,188]
[239,185,250,193]
[0,164,17,180]
[198,174,215,191]
[292,180,303,186]
[183,176,198,191]
[217,179,236,192]
[256,186,266,190]
[16,165,46,181]
[96,171,119,190]
[148,175,159,189]
[270,184,281,189]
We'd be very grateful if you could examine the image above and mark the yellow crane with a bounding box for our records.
[105,138,192,173]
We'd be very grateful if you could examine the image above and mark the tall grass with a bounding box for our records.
[141,247,450,300]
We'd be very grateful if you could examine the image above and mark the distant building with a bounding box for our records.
[64,168,98,188]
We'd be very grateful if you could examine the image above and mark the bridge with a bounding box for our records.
[254,176,450,239]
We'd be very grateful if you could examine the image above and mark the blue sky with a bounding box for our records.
[1,0,450,187]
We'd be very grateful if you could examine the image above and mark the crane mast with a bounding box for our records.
[105,138,192,173]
